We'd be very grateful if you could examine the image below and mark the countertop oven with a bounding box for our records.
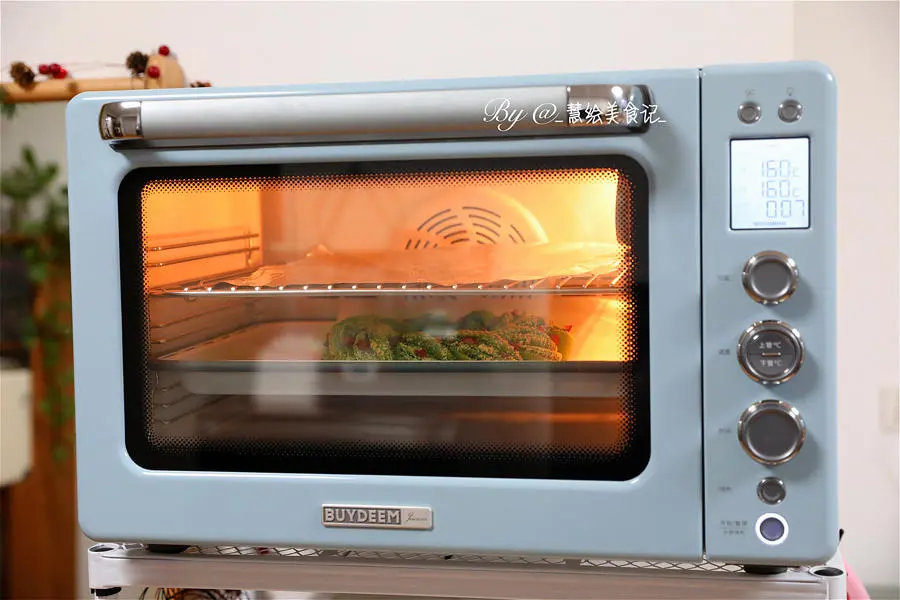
[66,61,837,569]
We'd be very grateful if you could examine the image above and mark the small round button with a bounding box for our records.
[738,400,806,465]
[756,513,789,545]
[757,477,787,505]
[743,251,799,305]
[737,321,805,385]
[738,102,761,124]
[778,99,803,123]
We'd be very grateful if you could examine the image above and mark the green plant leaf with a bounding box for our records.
[0,91,16,119]
[27,261,48,283]
[21,315,38,350]
[22,146,36,168]
[20,315,36,336]
[61,401,76,419]
[1,142,74,458]
[52,409,69,428]
[38,164,59,189]
[44,341,60,368]
[52,445,68,462]
[1,146,64,233]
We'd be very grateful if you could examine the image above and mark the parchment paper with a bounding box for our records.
[216,242,626,288]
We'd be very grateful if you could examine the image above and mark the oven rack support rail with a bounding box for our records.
[88,543,848,600]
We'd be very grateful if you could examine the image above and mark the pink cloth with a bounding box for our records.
[845,560,870,600]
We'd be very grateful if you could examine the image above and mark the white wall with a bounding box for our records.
[793,1,900,593]
[1,0,897,597]
[1,1,794,86]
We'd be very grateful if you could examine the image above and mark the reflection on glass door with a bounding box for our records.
[119,155,649,480]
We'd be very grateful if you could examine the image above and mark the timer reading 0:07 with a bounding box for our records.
[760,159,806,219]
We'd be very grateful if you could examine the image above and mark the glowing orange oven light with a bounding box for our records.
[141,167,636,365]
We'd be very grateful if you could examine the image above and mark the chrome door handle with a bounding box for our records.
[99,84,653,143]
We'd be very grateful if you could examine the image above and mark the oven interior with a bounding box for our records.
[121,157,649,479]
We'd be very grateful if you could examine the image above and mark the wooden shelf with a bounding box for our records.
[1,54,186,104]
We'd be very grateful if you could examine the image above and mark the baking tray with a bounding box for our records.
[152,321,625,397]
[157,321,333,363]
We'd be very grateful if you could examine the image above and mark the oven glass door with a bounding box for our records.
[120,154,649,480]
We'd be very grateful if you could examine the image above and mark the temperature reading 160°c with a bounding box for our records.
[760,159,806,220]
[731,137,810,230]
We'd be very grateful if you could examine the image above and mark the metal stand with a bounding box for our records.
[88,543,848,600]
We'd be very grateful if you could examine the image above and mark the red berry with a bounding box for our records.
[38,64,50,75]
[158,45,170,56]
[53,68,68,79]
[49,63,61,75]
[146,65,161,78]
[414,349,427,358]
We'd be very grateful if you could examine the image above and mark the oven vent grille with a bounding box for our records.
[402,189,549,250]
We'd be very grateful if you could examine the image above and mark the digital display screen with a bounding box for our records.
[730,138,810,230]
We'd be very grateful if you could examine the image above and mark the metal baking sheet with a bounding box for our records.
[153,321,625,397]
[158,321,333,363]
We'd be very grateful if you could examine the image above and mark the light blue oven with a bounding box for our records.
[66,61,837,569]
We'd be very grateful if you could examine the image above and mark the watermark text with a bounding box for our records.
[483,98,666,131]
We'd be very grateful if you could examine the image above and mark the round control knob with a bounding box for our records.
[742,251,799,305]
[738,400,806,465]
[757,477,787,505]
[737,320,805,385]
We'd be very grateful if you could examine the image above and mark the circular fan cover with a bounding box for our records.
[401,188,548,250]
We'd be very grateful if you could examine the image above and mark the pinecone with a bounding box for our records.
[10,62,35,87]
[126,51,149,76]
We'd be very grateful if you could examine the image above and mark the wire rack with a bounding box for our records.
[144,231,627,298]
[188,545,745,573]
[89,543,846,600]
[151,273,625,298]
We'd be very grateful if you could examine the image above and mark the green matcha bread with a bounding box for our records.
[403,312,457,337]
[442,330,521,361]
[392,332,453,360]
[323,315,397,360]
[457,310,498,331]
[495,326,562,362]
[493,310,549,332]
[548,324,575,360]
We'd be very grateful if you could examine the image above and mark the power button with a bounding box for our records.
[756,513,789,545]
[738,102,761,124]
[779,99,803,123]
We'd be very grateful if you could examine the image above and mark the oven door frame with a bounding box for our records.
[66,68,703,560]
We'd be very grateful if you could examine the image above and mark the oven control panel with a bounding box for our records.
[701,62,837,565]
